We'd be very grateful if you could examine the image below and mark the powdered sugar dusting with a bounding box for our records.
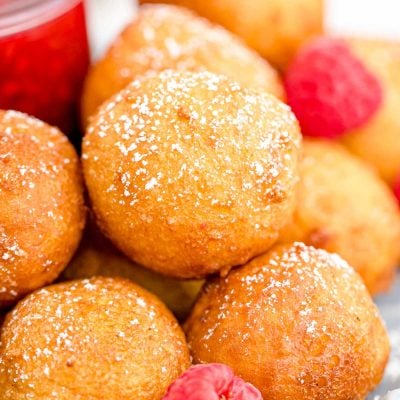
[84,69,300,227]
[188,242,379,365]
[0,277,188,398]
[0,110,82,303]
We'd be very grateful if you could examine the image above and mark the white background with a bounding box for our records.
[86,0,400,61]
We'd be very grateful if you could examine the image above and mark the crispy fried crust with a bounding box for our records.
[82,70,301,278]
[81,4,283,122]
[185,243,390,400]
[61,217,203,320]
[342,38,400,184]
[0,277,190,400]
[0,110,85,308]
[139,0,324,69]
[279,139,400,295]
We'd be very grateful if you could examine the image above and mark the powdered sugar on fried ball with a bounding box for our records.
[0,110,85,308]
[0,277,190,400]
[185,242,390,400]
[279,139,400,295]
[82,70,301,278]
[81,4,283,123]
[139,0,324,69]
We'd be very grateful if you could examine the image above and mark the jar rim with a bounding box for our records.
[0,0,82,37]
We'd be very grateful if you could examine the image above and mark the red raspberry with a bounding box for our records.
[284,37,383,139]
[229,376,263,400]
[162,363,262,400]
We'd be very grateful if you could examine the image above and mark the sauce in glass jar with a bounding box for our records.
[0,0,89,135]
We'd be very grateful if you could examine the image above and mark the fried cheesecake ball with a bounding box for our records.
[139,0,324,69]
[185,243,390,400]
[342,39,400,185]
[279,139,400,295]
[82,70,301,279]
[0,277,190,400]
[0,110,85,308]
[61,217,203,320]
[82,4,283,122]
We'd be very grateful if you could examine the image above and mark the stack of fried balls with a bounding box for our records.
[1,2,400,400]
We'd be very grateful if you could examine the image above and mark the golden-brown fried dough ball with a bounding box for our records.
[342,39,400,185]
[279,139,400,295]
[0,110,85,308]
[82,70,301,279]
[82,4,284,123]
[0,277,190,400]
[61,218,203,320]
[185,242,390,400]
[140,0,324,69]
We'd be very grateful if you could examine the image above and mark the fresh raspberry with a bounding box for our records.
[161,363,262,400]
[284,37,383,139]
[229,376,263,400]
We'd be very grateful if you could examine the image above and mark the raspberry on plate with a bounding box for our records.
[284,37,383,139]
[161,363,262,400]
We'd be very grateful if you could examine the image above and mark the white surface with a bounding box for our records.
[326,0,400,39]
[380,390,400,400]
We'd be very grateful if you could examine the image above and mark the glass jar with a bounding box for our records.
[0,0,89,135]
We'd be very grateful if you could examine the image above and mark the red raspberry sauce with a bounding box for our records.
[0,1,89,134]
